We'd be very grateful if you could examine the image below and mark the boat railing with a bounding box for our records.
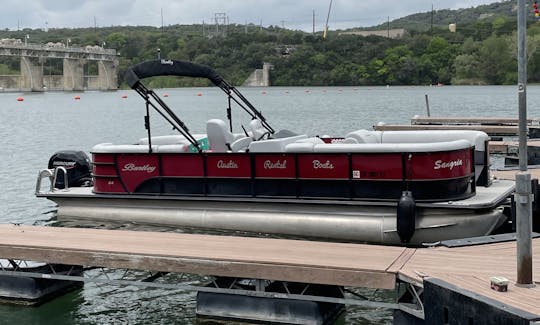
[35,167,68,194]
[124,60,275,154]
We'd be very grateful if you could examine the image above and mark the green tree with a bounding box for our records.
[478,35,515,84]
[105,32,127,49]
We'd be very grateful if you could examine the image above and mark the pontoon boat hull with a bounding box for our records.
[40,180,513,245]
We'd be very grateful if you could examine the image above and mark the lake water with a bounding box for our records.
[0,85,537,324]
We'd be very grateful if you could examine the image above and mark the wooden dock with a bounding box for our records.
[411,117,540,126]
[492,168,540,180]
[399,241,540,315]
[489,139,540,154]
[375,116,540,137]
[0,224,538,317]
[374,123,525,136]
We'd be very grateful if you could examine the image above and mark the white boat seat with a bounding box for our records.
[249,119,269,140]
[138,135,186,145]
[207,119,236,152]
[248,135,308,152]
[296,137,325,144]
[380,130,489,151]
[342,137,359,144]
[346,130,382,143]
[312,139,472,153]
[285,142,316,152]
[155,144,189,153]
[230,136,253,152]
[92,143,158,153]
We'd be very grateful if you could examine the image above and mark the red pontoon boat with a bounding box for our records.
[36,60,514,245]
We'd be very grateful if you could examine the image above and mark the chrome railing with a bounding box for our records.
[35,167,68,194]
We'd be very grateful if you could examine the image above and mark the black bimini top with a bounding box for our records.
[124,59,226,89]
[123,59,275,152]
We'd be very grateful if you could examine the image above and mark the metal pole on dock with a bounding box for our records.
[516,0,534,287]
[424,94,431,117]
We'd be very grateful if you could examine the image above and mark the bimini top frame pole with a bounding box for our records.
[124,59,275,152]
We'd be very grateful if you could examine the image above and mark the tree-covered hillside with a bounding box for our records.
[1,1,540,87]
[369,0,519,32]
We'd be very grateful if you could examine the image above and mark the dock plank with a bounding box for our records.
[373,124,525,135]
[0,225,405,289]
[398,238,540,316]
[411,117,540,126]
[488,140,540,154]
[0,225,538,316]
[492,168,540,181]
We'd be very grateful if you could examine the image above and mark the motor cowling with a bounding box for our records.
[397,191,416,244]
[48,150,92,188]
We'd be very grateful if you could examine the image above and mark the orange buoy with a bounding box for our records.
[16,97,24,101]
[163,93,169,97]
[197,92,202,96]
[121,94,128,99]
[74,95,81,100]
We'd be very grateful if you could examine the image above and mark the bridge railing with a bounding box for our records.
[0,42,116,56]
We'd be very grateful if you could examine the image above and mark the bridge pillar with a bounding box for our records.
[63,59,85,91]
[262,62,273,87]
[98,60,118,90]
[20,57,44,92]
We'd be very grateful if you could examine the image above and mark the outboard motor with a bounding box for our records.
[48,150,92,188]
[397,191,416,243]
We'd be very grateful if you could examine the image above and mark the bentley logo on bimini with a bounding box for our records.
[122,163,156,173]
[312,160,334,169]
[160,59,173,65]
[433,159,463,170]
[217,160,238,169]
[263,160,287,169]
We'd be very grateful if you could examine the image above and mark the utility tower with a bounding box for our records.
[214,13,228,36]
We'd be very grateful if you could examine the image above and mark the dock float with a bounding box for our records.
[0,225,538,324]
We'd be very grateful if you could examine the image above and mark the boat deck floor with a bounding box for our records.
[37,179,515,210]
[0,225,537,316]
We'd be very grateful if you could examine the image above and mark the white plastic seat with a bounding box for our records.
[249,119,269,140]
[206,119,235,152]
[342,137,359,144]
[345,130,382,143]
[138,135,187,145]
[230,137,253,152]
[248,135,308,152]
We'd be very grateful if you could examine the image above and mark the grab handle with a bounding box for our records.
[35,167,69,194]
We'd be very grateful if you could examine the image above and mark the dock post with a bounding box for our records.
[515,172,533,286]
[424,94,430,117]
[516,0,534,287]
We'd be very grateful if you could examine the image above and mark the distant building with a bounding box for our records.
[339,28,406,39]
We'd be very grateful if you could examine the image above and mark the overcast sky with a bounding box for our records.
[2,0,504,32]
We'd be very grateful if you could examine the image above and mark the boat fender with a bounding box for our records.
[397,191,416,243]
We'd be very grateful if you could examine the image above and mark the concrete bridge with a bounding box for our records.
[243,62,273,87]
[0,40,118,91]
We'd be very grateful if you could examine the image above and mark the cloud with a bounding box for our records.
[0,0,503,31]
